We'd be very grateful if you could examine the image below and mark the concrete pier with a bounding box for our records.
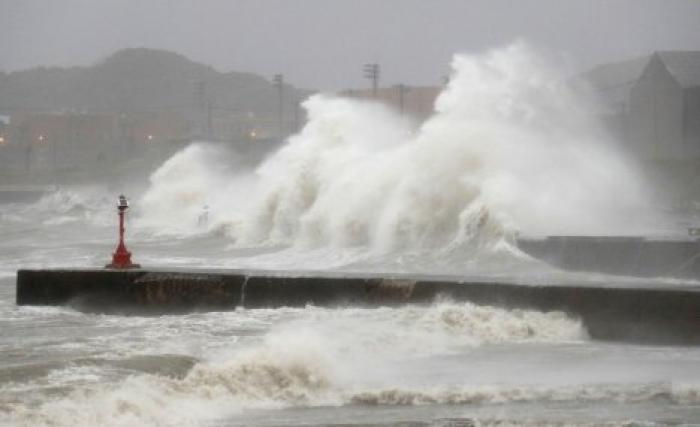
[16,268,700,345]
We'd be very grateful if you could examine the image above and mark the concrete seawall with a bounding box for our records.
[16,268,700,345]
[517,236,700,279]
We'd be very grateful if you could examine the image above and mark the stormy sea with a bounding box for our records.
[2,44,699,426]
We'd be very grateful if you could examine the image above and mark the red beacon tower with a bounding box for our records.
[106,194,140,269]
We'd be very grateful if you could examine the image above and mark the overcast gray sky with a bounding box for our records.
[1,0,699,90]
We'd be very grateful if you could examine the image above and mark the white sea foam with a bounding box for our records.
[5,300,699,427]
[349,381,697,406]
[289,302,587,359]
[5,372,698,427]
[0,302,593,426]
[471,421,657,427]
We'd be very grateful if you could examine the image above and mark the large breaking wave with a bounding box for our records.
[136,42,650,259]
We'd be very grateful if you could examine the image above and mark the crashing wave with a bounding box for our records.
[136,43,650,262]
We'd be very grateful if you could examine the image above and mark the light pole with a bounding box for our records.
[106,195,140,269]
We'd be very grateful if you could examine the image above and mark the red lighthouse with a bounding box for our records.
[106,195,140,269]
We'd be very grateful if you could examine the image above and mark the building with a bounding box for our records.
[342,86,441,122]
[209,111,282,142]
[2,111,191,175]
[5,112,119,172]
[118,111,191,147]
[582,51,700,162]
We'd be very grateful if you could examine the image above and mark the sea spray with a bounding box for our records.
[16,186,113,228]
[136,143,255,236]
[136,42,651,264]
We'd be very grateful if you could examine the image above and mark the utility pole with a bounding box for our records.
[194,80,206,108]
[193,80,207,139]
[273,74,284,137]
[363,63,380,97]
[293,96,300,132]
[206,100,213,141]
[395,84,410,115]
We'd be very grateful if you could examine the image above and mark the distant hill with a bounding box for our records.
[0,48,311,116]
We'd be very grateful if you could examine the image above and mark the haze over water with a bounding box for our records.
[1,44,700,426]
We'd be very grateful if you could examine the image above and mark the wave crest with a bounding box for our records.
[350,382,693,406]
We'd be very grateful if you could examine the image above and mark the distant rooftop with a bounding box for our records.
[657,51,700,88]
[580,50,700,113]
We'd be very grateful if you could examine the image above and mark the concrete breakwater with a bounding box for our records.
[16,268,700,345]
